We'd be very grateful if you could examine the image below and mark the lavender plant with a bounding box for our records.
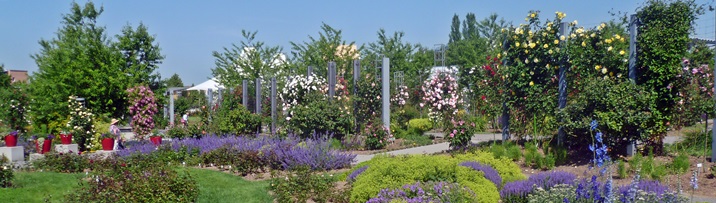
[366,181,477,203]
[459,161,502,188]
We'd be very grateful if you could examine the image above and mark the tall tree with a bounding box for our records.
[30,2,126,125]
[462,13,478,40]
[290,23,359,78]
[212,30,288,88]
[449,14,462,44]
[477,13,508,51]
[115,22,164,89]
[364,29,416,80]
[165,73,184,88]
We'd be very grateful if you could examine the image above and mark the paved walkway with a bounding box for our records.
[354,133,693,164]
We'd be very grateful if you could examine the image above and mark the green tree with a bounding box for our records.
[364,29,416,83]
[165,73,184,88]
[115,22,164,89]
[212,30,288,88]
[30,2,126,126]
[636,0,702,151]
[0,64,10,87]
[449,14,461,43]
[462,13,478,40]
[290,23,359,78]
[477,13,508,51]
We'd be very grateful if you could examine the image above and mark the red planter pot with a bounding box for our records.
[35,139,52,154]
[101,138,115,151]
[4,135,17,147]
[150,136,162,146]
[60,134,73,144]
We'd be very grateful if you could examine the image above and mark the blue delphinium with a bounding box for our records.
[588,120,610,175]
[690,170,698,190]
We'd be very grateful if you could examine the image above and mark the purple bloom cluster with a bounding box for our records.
[459,161,502,188]
[367,181,475,203]
[116,135,356,171]
[347,165,369,182]
[617,179,670,199]
[500,171,576,200]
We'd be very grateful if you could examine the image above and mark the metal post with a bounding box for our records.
[271,77,277,135]
[217,88,223,107]
[242,80,248,108]
[207,88,213,110]
[353,60,361,133]
[256,78,262,134]
[712,9,716,163]
[557,22,569,146]
[169,90,175,125]
[328,62,336,99]
[307,66,313,77]
[501,102,509,141]
[627,14,638,156]
[382,57,390,130]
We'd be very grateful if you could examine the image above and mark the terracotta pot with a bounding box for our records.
[101,138,115,151]
[4,135,17,147]
[150,136,162,146]
[60,134,73,144]
[35,139,52,154]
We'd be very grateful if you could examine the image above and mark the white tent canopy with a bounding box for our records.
[186,78,224,91]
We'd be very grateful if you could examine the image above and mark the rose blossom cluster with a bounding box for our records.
[126,85,158,140]
[391,85,409,107]
[420,71,460,122]
[280,74,326,121]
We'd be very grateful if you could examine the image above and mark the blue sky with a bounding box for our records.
[1,0,713,85]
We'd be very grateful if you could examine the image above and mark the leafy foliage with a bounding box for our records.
[211,30,288,89]
[0,156,13,188]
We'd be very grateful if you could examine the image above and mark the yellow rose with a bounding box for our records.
[543,44,549,49]
[581,41,586,47]
[602,67,608,74]
[619,50,626,55]
[554,39,559,45]
[529,81,534,86]
[560,35,566,41]
[595,65,601,70]
[607,46,613,51]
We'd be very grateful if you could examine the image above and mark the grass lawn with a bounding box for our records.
[0,171,83,202]
[0,168,273,203]
[184,167,273,203]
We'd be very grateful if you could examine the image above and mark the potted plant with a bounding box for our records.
[59,130,72,144]
[32,134,54,154]
[149,130,163,146]
[3,131,18,147]
[100,133,114,151]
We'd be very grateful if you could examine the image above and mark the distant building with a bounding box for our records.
[3,70,28,84]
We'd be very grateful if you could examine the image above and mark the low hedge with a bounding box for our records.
[407,118,433,135]
[349,151,520,203]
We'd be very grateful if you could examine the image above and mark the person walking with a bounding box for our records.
[110,118,124,150]
[182,112,189,127]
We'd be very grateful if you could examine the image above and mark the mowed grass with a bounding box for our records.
[0,168,273,203]
[0,171,83,202]
[184,167,273,203]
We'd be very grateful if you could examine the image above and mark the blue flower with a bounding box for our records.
[590,120,598,131]
[595,132,603,143]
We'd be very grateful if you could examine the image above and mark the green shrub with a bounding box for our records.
[617,160,627,179]
[471,115,488,132]
[489,144,507,159]
[455,151,527,183]
[166,125,190,139]
[199,147,265,175]
[0,156,13,188]
[65,157,199,202]
[32,151,89,173]
[524,143,539,167]
[640,154,655,178]
[506,144,522,161]
[669,130,713,157]
[534,153,545,169]
[455,166,499,203]
[408,118,433,135]
[270,166,348,203]
[215,105,261,135]
[670,153,690,174]
[402,133,433,147]
[543,154,556,170]
[629,153,643,173]
[350,152,517,203]
[287,93,353,139]
[363,119,391,150]
[651,164,668,181]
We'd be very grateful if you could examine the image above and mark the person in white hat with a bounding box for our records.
[109,119,123,150]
